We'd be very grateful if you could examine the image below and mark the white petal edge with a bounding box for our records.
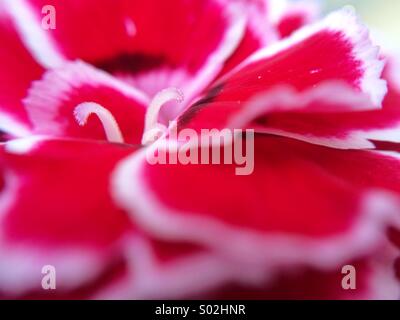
[220,7,387,107]
[3,0,66,68]
[179,0,247,110]
[23,61,149,135]
[111,145,400,298]
[228,81,378,150]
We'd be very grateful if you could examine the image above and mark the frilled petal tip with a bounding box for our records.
[112,136,400,298]
[229,7,387,106]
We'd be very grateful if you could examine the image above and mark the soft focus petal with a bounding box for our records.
[24,61,148,144]
[177,8,386,136]
[269,0,320,38]
[97,238,270,299]
[218,7,385,105]
[0,5,43,136]
[219,0,320,77]
[1,237,237,300]
[113,136,400,279]
[7,0,246,119]
[0,137,136,295]
[178,82,379,149]
[247,57,400,149]
[205,252,399,300]
[218,0,277,77]
[0,138,249,299]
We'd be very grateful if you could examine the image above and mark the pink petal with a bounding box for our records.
[205,253,399,300]
[177,8,386,135]
[248,58,400,149]
[0,5,43,136]
[1,236,260,299]
[178,82,380,150]
[24,61,148,144]
[0,138,245,299]
[9,0,246,118]
[218,0,277,77]
[1,138,136,247]
[0,137,137,295]
[97,238,266,299]
[220,0,320,77]
[223,7,385,105]
[113,136,400,277]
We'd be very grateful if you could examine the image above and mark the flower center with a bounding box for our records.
[73,88,183,145]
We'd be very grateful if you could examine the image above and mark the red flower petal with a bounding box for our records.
[8,0,246,118]
[235,7,386,106]
[247,58,400,149]
[220,0,320,77]
[218,0,277,77]
[113,136,400,275]
[0,5,43,136]
[0,137,137,295]
[270,0,319,38]
[178,82,379,150]
[0,138,241,299]
[360,57,400,144]
[0,255,128,299]
[205,252,399,300]
[1,236,257,299]
[1,138,137,247]
[97,238,264,299]
[24,61,148,144]
[177,8,386,133]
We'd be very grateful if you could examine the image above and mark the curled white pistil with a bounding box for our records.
[74,102,124,143]
[141,87,184,145]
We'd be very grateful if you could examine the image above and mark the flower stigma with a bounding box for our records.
[141,87,184,146]
[74,102,124,143]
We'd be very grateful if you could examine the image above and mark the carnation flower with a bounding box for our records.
[0,0,399,299]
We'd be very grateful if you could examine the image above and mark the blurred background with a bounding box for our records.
[323,0,400,44]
